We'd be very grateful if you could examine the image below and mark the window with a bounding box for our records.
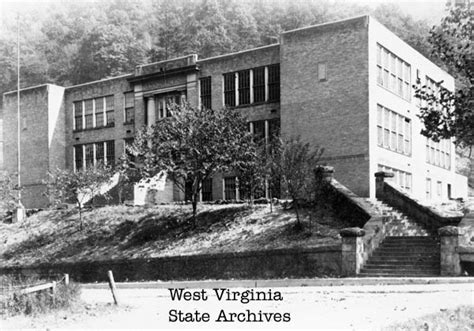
[124,138,135,164]
[73,95,114,131]
[426,178,432,200]
[106,96,114,126]
[106,140,115,166]
[201,178,213,201]
[238,70,250,105]
[267,64,280,101]
[426,137,451,169]
[85,143,94,168]
[223,73,236,107]
[376,104,411,155]
[268,118,280,143]
[437,181,442,198]
[74,101,83,130]
[94,97,104,127]
[74,145,83,171]
[155,92,185,120]
[378,164,412,192]
[200,77,212,109]
[318,62,327,81]
[224,177,237,200]
[252,120,265,142]
[74,140,115,171]
[84,99,93,129]
[124,92,135,123]
[376,44,411,101]
[253,67,265,103]
[95,142,105,165]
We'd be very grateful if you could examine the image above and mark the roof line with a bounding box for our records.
[197,43,280,63]
[66,73,132,89]
[3,83,52,96]
[282,14,369,35]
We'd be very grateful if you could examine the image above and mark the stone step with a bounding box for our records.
[365,261,439,266]
[359,272,439,277]
[362,265,440,270]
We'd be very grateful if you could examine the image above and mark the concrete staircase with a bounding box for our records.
[360,199,440,277]
[359,236,440,277]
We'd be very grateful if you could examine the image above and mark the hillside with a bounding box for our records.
[0,203,351,268]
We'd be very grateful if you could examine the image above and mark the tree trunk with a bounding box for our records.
[293,198,302,231]
[191,196,198,227]
[79,206,83,231]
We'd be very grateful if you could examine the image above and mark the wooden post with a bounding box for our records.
[107,270,119,305]
[51,281,56,306]
[64,274,69,286]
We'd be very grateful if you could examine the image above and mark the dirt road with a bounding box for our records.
[2,282,473,329]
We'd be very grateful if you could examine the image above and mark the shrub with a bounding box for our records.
[0,275,81,317]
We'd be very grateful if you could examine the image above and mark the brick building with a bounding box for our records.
[1,15,468,208]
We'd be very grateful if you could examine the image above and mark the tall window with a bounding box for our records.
[238,70,250,105]
[84,99,93,129]
[84,143,94,167]
[95,97,104,127]
[202,178,213,201]
[106,96,114,126]
[106,140,115,166]
[253,67,265,103]
[200,77,212,109]
[376,104,411,155]
[74,101,83,131]
[376,44,411,101]
[378,164,412,192]
[74,141,115,171]
[223,73,236,107]
[426,137,451,169]
[224,177,237,200]
[124,92,135,123]
[267,64,280,101]
[74,145,83,171]
[73,95,114,130]
[155,92,185,120]
[95,142,105,165]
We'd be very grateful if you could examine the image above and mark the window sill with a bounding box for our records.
[73,123,115,133]
[377,144,411,157]
[228,100,280,109]
[123,121,134,125]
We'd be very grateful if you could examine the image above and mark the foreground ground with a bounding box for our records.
[1,282,473,329]
[0,203,348,268]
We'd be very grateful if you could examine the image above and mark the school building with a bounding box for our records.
[1,15,468,208]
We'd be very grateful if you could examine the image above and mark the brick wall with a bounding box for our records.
[280,16,370,196]
[3,84,65,208]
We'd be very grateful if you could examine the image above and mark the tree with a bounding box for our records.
[44,166,113,230]
[272,137,324,229]
[129,102,255,225]
[0,173,21,212]
[414,5,473,149]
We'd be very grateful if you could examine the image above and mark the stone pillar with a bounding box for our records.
[438,226,463,276]
[146,97,156,126]
[340,227,365,276]
[374,171,394,199]
[317,165,334,182]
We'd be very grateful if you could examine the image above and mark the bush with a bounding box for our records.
[0,275,81,317]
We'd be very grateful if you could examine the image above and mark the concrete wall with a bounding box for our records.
[368,17,466,201]
[280,16,371,197]
[0,246,341,282]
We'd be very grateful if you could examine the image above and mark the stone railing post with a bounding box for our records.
[317,165,334,182]
[374,171,394,199]
[340,227,365,276]
[438,226,464,276]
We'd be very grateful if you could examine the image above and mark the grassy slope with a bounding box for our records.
[0,204,351,267]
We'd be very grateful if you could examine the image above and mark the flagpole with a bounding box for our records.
[17,12,22,209]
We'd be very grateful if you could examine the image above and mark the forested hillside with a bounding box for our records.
[0,0,433,97]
